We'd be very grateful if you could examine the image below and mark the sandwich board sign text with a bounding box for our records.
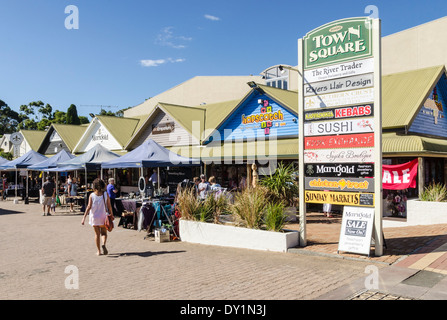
[338,206,375,255]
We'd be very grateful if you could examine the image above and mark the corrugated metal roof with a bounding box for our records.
[96,115,146,148]
[382,65,444,129]
[382,132,447,154]
[158,103,206,141]
[256,84,298,114]
[51,124,88,151]
[20,130,47,151]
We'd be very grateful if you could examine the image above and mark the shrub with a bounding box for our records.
[259,162,298,207]
[419,183,447,202]
[175,186,202,221]
[230,186,268,229]
[263,202,287,232]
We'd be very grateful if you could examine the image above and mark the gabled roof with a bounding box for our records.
[255,84,298,114]
[382,65,445,129]
[20,130,47,151]
[158,103,206,141]
[50,123,89,151]
[96,115,148,148]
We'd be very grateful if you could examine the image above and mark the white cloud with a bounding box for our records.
[204,14,220,21]
[140,58,186,67]
[155,26,192,49]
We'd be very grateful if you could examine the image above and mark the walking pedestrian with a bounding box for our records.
[41,176,55,216]
[81,178,114,256]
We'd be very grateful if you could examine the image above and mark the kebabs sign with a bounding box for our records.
[298,17,382,255]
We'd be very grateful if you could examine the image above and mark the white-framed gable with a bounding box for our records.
[73,118,122,154]
[128,104,200,149]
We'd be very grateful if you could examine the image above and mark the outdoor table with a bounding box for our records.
[115,198,142,228]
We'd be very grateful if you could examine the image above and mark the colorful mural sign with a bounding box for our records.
[304,163,374,178]
[241,100,284,136]
[304,133,374,149]
[304,190,374,207]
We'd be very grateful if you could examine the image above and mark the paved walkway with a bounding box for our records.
[285,212,447,268]
[1,201,447,301]
[0,201,376,300]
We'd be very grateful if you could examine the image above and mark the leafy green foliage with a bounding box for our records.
[420,183,447,202]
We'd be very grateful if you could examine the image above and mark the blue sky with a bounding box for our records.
[1,0,447,119]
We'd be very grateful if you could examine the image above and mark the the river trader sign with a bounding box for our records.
[303,17,373,69]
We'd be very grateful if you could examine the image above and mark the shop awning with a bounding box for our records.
[382,132,447,156]
[168,132,447,162]
[168,138,299,163]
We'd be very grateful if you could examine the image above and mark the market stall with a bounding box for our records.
[0,150,48,203]
[101,139,201,237]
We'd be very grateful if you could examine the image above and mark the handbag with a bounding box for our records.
[103,194,114,232]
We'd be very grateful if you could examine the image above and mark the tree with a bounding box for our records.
[0,100,20,134]
[79,116,89,124]
[53,110,67,124]
[66,104,80,125]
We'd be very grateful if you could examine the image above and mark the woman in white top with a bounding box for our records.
[81,178,114,256]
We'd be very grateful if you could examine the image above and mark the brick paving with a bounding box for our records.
[348,290,416,300]
[285,212,447,267]
[0,201,377,300]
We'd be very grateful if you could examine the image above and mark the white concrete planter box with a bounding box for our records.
[179,219,299,252]
[383,199,447,228]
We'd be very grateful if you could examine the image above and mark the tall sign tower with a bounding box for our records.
[298,17,383,256]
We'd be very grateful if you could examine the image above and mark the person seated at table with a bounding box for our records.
[209,176,221,191]
[67,177,78,213]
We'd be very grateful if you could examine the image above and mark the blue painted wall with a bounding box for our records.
[409,74,447,138]
[211,91,298,142]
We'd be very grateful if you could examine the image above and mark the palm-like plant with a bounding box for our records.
[259,162,298,207]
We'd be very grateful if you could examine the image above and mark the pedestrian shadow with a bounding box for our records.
[106,250,186,258]
[0,208,24,216]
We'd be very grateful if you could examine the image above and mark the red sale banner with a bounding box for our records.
[382,159,418,190]
[305,133,374,149]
